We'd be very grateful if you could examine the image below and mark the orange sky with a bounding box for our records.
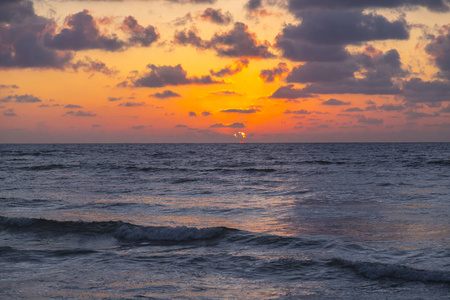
[1,0,449,142]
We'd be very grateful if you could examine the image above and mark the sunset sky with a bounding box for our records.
[1,0,450,142]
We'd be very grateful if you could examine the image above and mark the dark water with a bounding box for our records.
[1,143,449,299]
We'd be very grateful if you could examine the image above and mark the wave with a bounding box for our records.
[330,258,450,283]
[427,160,450,166]
[19,164,68,171]
[0,216,229,243]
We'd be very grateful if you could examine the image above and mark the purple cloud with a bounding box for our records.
[150,90,181,99]
[210,122,246,128]
[133,64,222,88]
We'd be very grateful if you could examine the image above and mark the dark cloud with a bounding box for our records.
[0,0,73,68]
[260,63,289,82]
[175,22,274,58]
[322,98,350,105]
[131,125,146,130]
[404,111,440,119]
[175,124,188,128]
[150,90,181,99]
[284,109,311,114]
[173,13,193,26]
[108,97,122,102]
[425,25,450,79]
[403,77,450,104]
[118,102,145,107]
[276,10,408,62]
[269,84,316,99]
[287,0,450,12]
[220,108,260,113]
[295,49,405,95]
[0,94,42,103]
[189,111,197,116]
[64,104,83,109]
[343,107,364,112]
[0,85,19,89]
[210,122,246,128]
[121,16,159,47]
[92,124,102,128]
[210,58,249,77]
[357,115,384,125]
[200,8,232,25]
[3,108,16,117]
[287,60,358,83]
[245,0,262,11]
[133,64,221,88]
[65,110,96,117]
[71,57,119,76]
[210,90,242,96]
[378,103,405,111]
[202,111,212,116]
[44,10,125,52]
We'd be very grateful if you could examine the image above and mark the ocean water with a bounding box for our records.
[0,143,449,299]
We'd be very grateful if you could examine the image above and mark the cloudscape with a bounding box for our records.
[1,0,449,142]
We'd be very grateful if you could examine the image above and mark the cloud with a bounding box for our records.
[71,57,119,76]
[92,124,102,128]
[357,115,384,125]
[44,10,125,52]
[0,85,19,90]
[245,0,262,11]
[131,125,146,130]
[425,24,450,79]
[150,90,181,99]
[269,84,316,99]
[441,105,450,113]
[294,49,405,95]
[133,64,222,87]
[287,61,357,83]
[0,94,42,103]
[287,0,450,12]
[210,90,242,96]
[210,122,246,128]
[202,111,212,116]
[322,98,350,105]
[404,111,440,119]
[260,63,289,82]
[200,8,232,25]
[65,110,96,117]
[168,0,217,3]
[118,102,145,107]
[210,58,249,77]
[284,109,311,114]
[121,16,160,47]
[276,10,408,62]
[220,108,260,113]
[175,22,274,58]
[173,13,193,26]
[378,104,405,111]
[64,104,83,109]
[189,111,197,116]
[343,107,364,112]
[3,108,17,117]
[108,97,122,102]
[175,124,188,128]
[403,77,450,104]
[0,0,73,68]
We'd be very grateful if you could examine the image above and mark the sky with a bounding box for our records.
[1,0,450,143]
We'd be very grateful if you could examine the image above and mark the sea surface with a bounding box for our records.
[0,143,449,299]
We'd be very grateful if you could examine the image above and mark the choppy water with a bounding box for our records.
[1,143,449,299]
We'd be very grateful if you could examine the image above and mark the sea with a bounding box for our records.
[0,143,449,299]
